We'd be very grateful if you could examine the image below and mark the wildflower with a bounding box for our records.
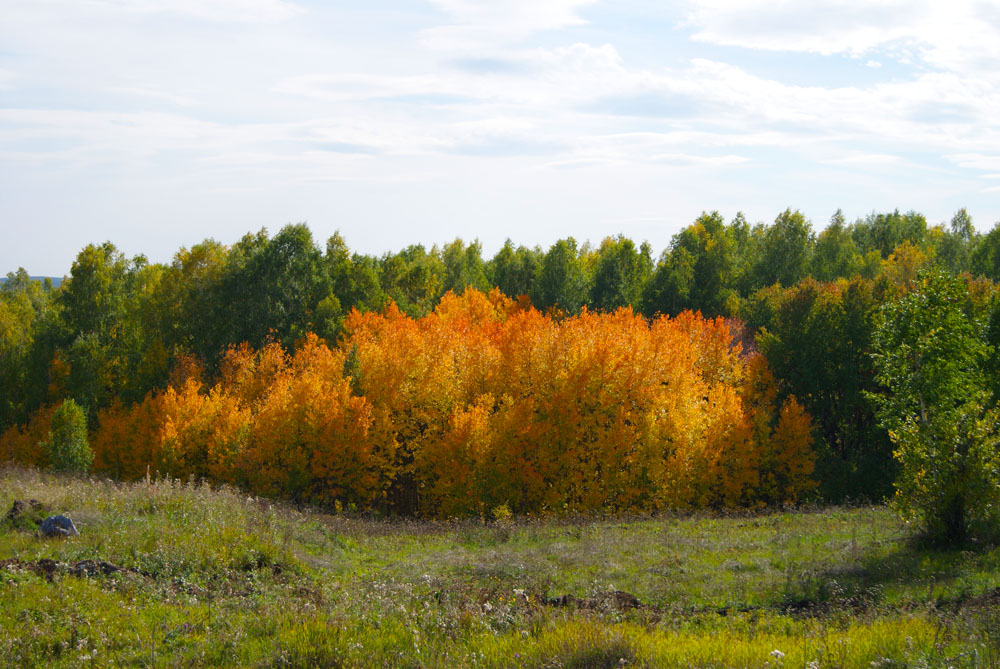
[770,649,785,660]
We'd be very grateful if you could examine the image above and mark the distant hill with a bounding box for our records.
[0,275,63,288]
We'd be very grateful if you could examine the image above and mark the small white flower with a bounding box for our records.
[770,649,785,660]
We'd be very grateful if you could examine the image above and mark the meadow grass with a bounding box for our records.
[2,465,999,667]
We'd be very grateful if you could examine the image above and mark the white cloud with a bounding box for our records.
[111,86,199,108]
[3,0,1000,274]
[0,69,19,91]
[683,0,1000,79]
[948,154,1000,171]
[24,0,303,22]
[823,153,902,166]
[420,0,598,50]
[684,0,919,56]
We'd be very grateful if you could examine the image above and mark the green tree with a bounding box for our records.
[643,212,738,317]
[325,233,385,312]
[754,277,893,500]
[0,270,57,432]
[870,270,1000,543]
[487,240,541,299]
[378,244,445,317]
[442,238,490,295]
[59,243,161,414]
[531,238,592,315]
[641,246,695,317]
[205,224,332,358]
[932,208,977,274]
[729,212,763,296]
[971,221,1000,281]
[149,239,228,359]
[754,209,814,288]
[319,232,386,339]
[590,235,652,312]
[812,210,862,281]
[41,398,93,474]
[852,209,928,259]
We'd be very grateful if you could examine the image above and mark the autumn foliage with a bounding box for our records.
[0,289,815,516]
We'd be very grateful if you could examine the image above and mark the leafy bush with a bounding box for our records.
[871,270,1000,543]
[41,399,93,474]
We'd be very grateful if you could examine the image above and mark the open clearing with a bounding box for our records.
[3,466,1000,667]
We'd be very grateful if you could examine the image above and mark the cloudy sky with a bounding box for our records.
[2,0,999,276]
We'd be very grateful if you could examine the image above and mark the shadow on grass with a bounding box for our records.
[780,529,1000,611]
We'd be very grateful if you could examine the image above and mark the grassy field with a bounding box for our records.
[2,466,1000,667]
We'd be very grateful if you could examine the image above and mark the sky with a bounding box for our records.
[2,0,999,276]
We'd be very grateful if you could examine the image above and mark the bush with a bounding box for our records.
[871,270,1000,543]
[41,399,93,474]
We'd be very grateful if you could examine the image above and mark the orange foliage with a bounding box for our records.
[47,352,70,401]
[241,335,383,506]
[0,403,58,468]
[8,289,816,516]
[343,291,816,516]
[92,398,162,480]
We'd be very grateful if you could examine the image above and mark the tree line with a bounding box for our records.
[2,207,1000,516]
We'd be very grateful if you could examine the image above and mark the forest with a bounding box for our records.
[3,207,1000,524]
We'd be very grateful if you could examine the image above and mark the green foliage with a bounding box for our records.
[642,245,695,317]
[852,209,928,259]
[753,277,894,501]
[531,237,592,314]
[150,239,228,358]
[871,269,1000,543]
[642,211,739,317]
[754,208,814,288]
[442,238,491,295]
[326,232,386,313]
[0,270,56,432]
[590,235,652,311]
[932,208,978,274]
[57,244,163,415]
[377,243,445,317]
[321,232,387,339]
[205,224,332,357]
[40,399,92,474]
[811,210,861,281]
[487,239,541,299]
[972,220,1000,281]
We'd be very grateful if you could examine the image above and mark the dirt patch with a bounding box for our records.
[3,499,48,530]
[5,499,43,521]
[545,589,644,611]
[949,586,1000,610]
[0,558,147,582]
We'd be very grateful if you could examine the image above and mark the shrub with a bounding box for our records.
[871,270,1000,543]
[41,399,93,474]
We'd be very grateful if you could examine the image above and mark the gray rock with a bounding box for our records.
[40,515,79,538]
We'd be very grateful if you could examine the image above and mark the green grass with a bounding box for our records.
[3,465,1000,667]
